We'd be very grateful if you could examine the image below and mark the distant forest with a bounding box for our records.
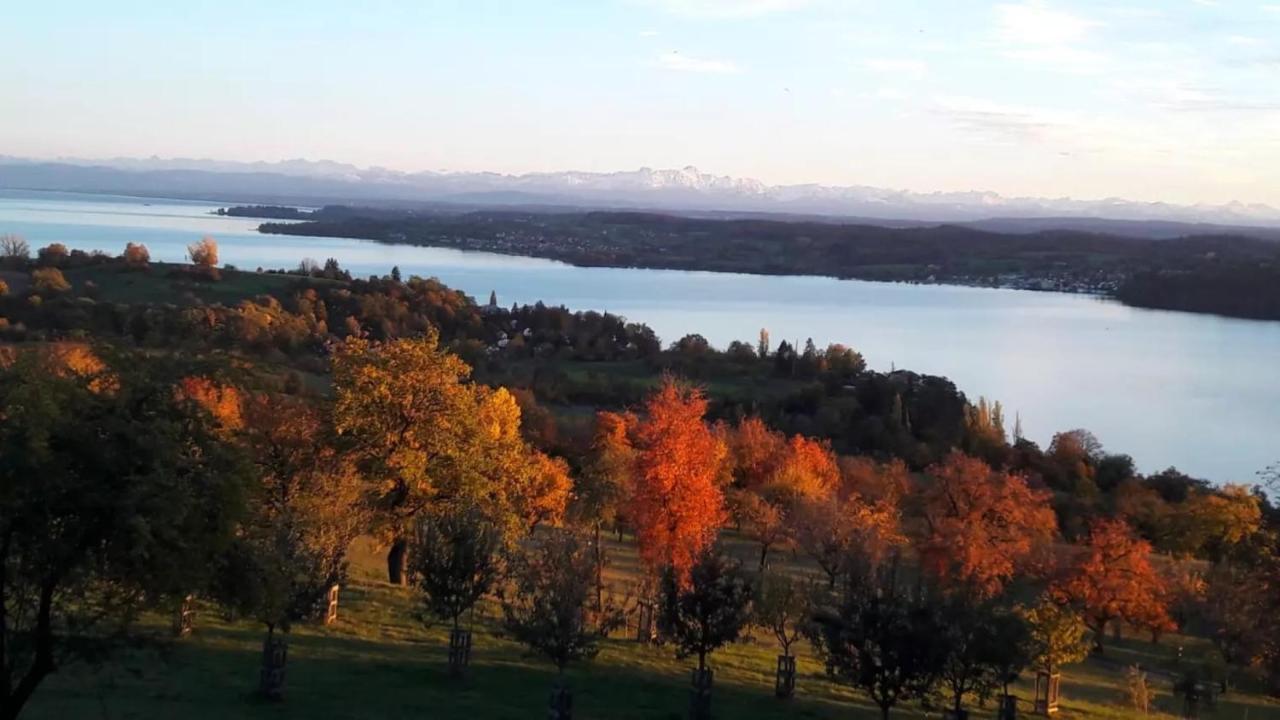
[238,205,1280,321]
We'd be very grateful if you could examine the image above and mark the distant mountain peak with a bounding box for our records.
[2,154,1278,227]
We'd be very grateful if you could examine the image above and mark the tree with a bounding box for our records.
[753,572,813,659]
[937,593,1030,715]
[0,348,246,720]
[727,417,785,492]
[214,393,368,636]
[501,530,623,675]
[734,490,790,571]
[1052,518,1172,654]
[391,265,402,282]
[770,435,840,502]
[410,507,502,632]
[187,236,219,267]
[791,491,903,588]
[1022,598,1090,674]
[658,551,753,673]
[571,411,636,609]
[121,242,151,269]
[332,334,527,584]
[29,268,70,294]
[630,379,728,585]
[810,571,947,720]
[0,235,28,261]
[919,452,1057,597]
[34,244,68,268]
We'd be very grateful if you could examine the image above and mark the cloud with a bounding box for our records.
[933,96,1063,143]
[639,0,809,19]
[862,58,928,77]
[994,1,1106,72]
[656,51,740,73]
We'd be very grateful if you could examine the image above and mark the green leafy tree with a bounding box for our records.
[753,572,813,659]
[410,507,503,632]
[501,530,624,675]
[0,348,246,720]
[810,574,947,720]
[658,551,753,673]
[1021,598,1091,675]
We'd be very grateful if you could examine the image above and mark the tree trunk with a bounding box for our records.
[1093,618,1107,655]
[594,522,604,613]
[758,542,769,572]
[2,583,55,720]
[387,537,409,585]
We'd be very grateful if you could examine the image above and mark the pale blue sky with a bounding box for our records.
[5,1,1279,204]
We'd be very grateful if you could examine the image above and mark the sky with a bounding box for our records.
[4,0,1280,205]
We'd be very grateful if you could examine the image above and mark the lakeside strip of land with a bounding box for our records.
[224,204,1280,321]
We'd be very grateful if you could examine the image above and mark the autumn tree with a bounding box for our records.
[727,417,785,492]
[734,490,790,571]
[919,452,1057,597]
[791,491,904,588]
[630,379,728,585]
[570,410,636,609]
[209,393,368,700]
[0,348,246,720]
[187,236,219,267]
[121,242,151,269]
[30,268,70,294]
[1052,518,1172,654]
[771,435,840,501]
[218,394,367,620]
[333,334,556,583]
[34,244,68,268]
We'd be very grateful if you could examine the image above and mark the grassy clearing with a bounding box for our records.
[63,264,339,306]
[22,534,1280,720]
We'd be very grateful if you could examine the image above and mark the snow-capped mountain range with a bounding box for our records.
[3,155,1279,228]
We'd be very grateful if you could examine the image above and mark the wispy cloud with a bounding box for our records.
[639,0,809,19]
[656,51,740,73]
[933,95,1064,143]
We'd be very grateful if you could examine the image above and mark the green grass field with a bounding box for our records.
[21,533,1280,720]
[63,264,339,306]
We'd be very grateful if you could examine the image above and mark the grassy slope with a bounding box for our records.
[23,534,1280,720]
[63,263,339,306]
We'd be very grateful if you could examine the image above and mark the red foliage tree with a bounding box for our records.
[1052,517,1173,653]
[919,452,1057,597]
[631,379,727,586]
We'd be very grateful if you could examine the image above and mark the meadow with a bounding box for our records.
[23,534,1280,720]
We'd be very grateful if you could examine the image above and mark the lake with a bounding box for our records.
[2,188,1277,484]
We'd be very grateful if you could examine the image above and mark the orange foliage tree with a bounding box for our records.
[630,379,728,586]
[791,491,904,588]
[1052,518,1173,653]
[919,452,1057,598]
[727,416,785,491]
[770,435,840,502]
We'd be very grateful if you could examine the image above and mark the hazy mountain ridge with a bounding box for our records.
[2,155,1279,230]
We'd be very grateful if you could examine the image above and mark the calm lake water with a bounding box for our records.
[2,189,1277,484]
